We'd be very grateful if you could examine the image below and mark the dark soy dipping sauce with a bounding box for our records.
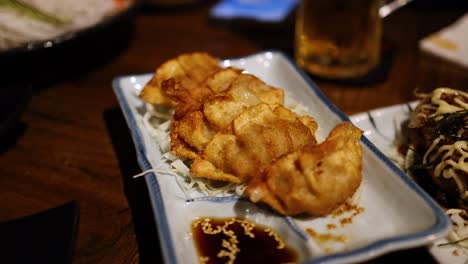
[192,217,298,264]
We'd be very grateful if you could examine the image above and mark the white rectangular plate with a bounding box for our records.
[350,102,466,264]
[112,51,451,264]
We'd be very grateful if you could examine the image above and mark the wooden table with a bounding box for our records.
[0,1,467,263]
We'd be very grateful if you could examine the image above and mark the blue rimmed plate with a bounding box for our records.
[112,51,451,264]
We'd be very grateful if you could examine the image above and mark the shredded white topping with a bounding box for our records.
[136,102,245,197]
[430,88,468,116]
[403,88,468,248]
[446,209,468,249]
[424,136,468,199]
[416,88,468,200]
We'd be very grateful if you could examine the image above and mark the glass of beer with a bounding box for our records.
[295,0,382,79]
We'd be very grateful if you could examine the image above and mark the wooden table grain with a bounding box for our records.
[0,1,467,263]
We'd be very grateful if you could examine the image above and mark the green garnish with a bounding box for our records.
[427,110,468,140]
[0,0,69,25]
[437,237,468,248]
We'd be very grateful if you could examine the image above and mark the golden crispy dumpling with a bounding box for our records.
[171,73,285,158]
[170,111,216,159]
[190,103,317,183]
[205,67,243,93]
[245,122,363,216]
[140,52,363,217]
[139,52,221,107]
[203,74,284,130]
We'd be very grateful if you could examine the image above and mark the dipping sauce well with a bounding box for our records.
[192,217,298,264]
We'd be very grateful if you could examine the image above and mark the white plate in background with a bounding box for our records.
[350,102,466,264]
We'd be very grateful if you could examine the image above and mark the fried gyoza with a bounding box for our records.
[165,67,244,120]
[205,67,244,93]
[169,111,216,159]
[170,72,286,159]
[190,103,318,183]
[140,52,363,217]
[203,73,284,130]
[245,122,363,216]
[139,52,221,107]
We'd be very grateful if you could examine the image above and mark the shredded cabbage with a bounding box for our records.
[137,102,245,198]
[446,209,468,249]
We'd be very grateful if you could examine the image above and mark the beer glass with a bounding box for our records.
[295,0,382,79]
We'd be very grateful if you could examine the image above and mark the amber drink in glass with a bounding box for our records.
[295,0,382,79]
